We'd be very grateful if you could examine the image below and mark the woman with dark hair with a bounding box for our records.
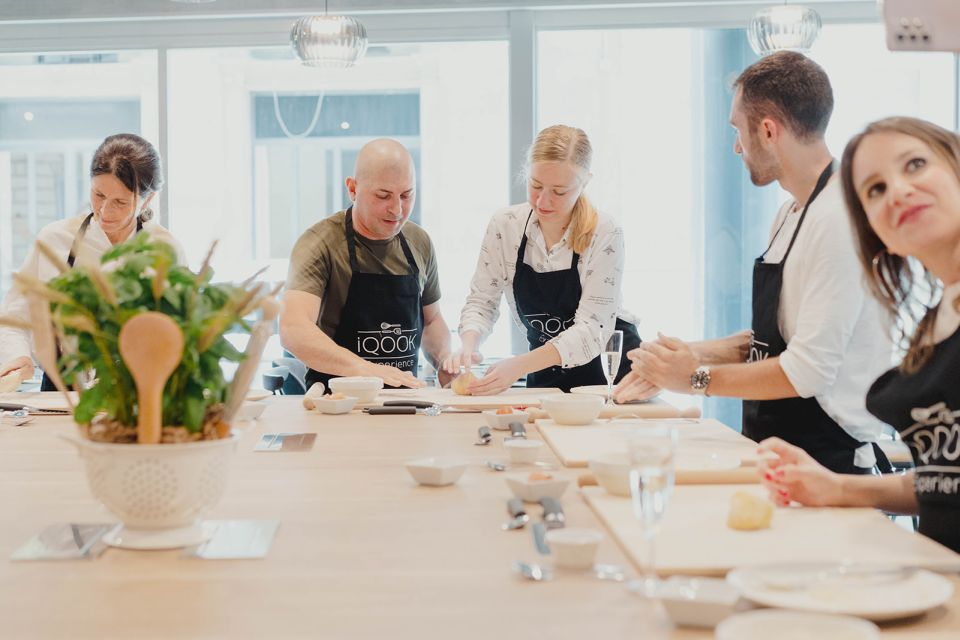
[0,133,185,389]
[759,116,960,553]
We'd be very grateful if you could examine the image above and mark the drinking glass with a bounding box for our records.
[626,425,678,597]
[602,329,623,404]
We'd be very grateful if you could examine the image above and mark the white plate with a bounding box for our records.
[716,610,879,640]
[727,564,954,621]
[570,385,653,403]
[675,451,741,472]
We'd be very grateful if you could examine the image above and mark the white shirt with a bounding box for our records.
[0,213,186,365]
[458,203,639,368]
[764,177,893,468]
[933,281,960,343]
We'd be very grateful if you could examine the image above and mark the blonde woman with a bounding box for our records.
[759,117,960,553]
[443,125,640,394]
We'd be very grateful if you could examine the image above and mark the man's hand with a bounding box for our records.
[0,356,34,384]
[626,332,699,394]
[467,357,525,396]
[361,362,426,389]
[613,370,660,403]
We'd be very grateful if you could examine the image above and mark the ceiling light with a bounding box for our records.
[290,1,368,69]
[747,4,823,56]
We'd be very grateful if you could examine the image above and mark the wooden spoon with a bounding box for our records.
[118,312,184,444]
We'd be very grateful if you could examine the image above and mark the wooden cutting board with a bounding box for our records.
[537,418,758,468]
[582,485,960,576]
[526,397,700,421]
[375,387,560,409]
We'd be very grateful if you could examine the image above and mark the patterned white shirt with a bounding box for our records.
[458,203,639,368]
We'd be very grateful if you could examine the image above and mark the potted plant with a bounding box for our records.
[5,235,279,548]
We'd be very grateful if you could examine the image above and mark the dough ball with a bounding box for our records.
[727,491,774,531]
[451,370,477,396]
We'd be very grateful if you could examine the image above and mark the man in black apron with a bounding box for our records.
[280,139,452,391]
[513,213,641,392]
[616,52,892,475]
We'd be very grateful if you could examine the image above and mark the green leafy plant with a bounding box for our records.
[38,234,265,431]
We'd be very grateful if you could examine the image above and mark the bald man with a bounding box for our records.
[281,139,452,389]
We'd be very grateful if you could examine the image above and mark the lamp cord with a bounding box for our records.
[272,91,325,139]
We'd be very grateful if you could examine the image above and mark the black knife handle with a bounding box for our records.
[383,400,435,409]
[365,406,417,415]
[539,497,566,528]
[507,498,526,518]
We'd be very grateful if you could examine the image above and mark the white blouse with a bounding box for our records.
[458,203,639,368]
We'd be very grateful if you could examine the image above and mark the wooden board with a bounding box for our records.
[526,397,700,421]
[375,387,560,409]
[582,485,960,577]
[537,418,758,468]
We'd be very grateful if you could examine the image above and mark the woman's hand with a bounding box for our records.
[441,350,484,376]
[613,370,661,403]
[756,437,844,507]
[0,356,34,384]
[468,358,526,396]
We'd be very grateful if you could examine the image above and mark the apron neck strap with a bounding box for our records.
[66,213,95,268]
[761,161,834,261]
[517,209,580,269]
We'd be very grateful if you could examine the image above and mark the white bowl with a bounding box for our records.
[405,457,468,487]
[482,409,530,431]
[503,438,544,464]
[312,396,358,415]
[656,576,742,628]
[545,528,603,570]
[540,393,604,426]
[234,401,267,422]
[716,610,880,640]
[328,376,384,403]
[587,451,631,497]
[505,473,569,503]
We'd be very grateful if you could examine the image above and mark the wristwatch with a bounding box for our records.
[690,366,711,396]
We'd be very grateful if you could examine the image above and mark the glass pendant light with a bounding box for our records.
[748,3,823,56]
[290,0,369,69]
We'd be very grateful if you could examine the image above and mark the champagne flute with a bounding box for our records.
[626,425,678,597]
[602,329,623,404]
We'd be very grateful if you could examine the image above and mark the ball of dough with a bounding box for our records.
[450,370,477,396]
[727,491,774,531]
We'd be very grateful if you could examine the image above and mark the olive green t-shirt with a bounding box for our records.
[286,210,441,339]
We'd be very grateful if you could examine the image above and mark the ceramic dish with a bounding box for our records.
[716,610,879,640]
[540,393,604,426]
[404,457,468,487]
[727,563,954,621]
[481,409,531,430]
[570,385,655,403]
[656,576,742,628]
[312,396,358,415]
[328,376,384,403]
[505,473,569,502]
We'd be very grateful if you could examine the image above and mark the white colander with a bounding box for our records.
[62,432,239,534]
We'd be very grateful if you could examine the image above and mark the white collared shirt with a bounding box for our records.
[458,203,639,368]
[764,178,894,467]
[0,213,186,365]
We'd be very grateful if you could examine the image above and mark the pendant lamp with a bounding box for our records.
[747,3,823,56]
[290,1,369,69]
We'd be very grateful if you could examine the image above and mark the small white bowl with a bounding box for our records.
[482,409,530,431]
[587,451,631,497]
[503,439,544,464]
[540,393,604,426]
[656,576,742,628]
[716,610,879,640]
[404,457,468,487]
[234,401,267,422]
[544,528,603,570]
[312,395,358,415]
[505,473,569,503]
[328,376,384,403]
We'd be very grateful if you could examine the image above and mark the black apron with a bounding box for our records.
[304,208,424,391]
[865,324,960,553]
[512,212,641,392]
[741,165,888,475]
[40,213,143,392]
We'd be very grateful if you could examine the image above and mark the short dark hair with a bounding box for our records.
[733,51,833,142]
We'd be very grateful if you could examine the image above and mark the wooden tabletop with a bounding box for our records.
[1,396,957,639]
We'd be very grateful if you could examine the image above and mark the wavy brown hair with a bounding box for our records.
[526,125,598,254]
[840,117,960,372]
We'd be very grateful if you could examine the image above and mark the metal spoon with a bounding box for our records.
[486,460,507,472]
[514,561,553,581]
[1,409,33,427]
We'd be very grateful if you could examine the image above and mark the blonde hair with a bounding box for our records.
[527,125,598,254]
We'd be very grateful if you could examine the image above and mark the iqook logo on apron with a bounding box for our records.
[523,313,574,344]
[748,334,771,363]
[356,322,419,368]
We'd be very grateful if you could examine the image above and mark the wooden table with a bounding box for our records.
[1,397,957,639]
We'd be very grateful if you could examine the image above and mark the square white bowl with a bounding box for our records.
[656,576,743,628]
[328,376,384,403]
[312,396,358,415]
[544,528,603,569]
[234,401,267,422]
[587,451,631,497]
[540,393,604,425]
[503,438,544,464]
[505,473,570,503]
[405,457,468,487]
[482,409,530,431]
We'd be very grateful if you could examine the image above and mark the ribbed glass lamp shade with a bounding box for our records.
[747,5,822,56]
[290,16,369,69]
